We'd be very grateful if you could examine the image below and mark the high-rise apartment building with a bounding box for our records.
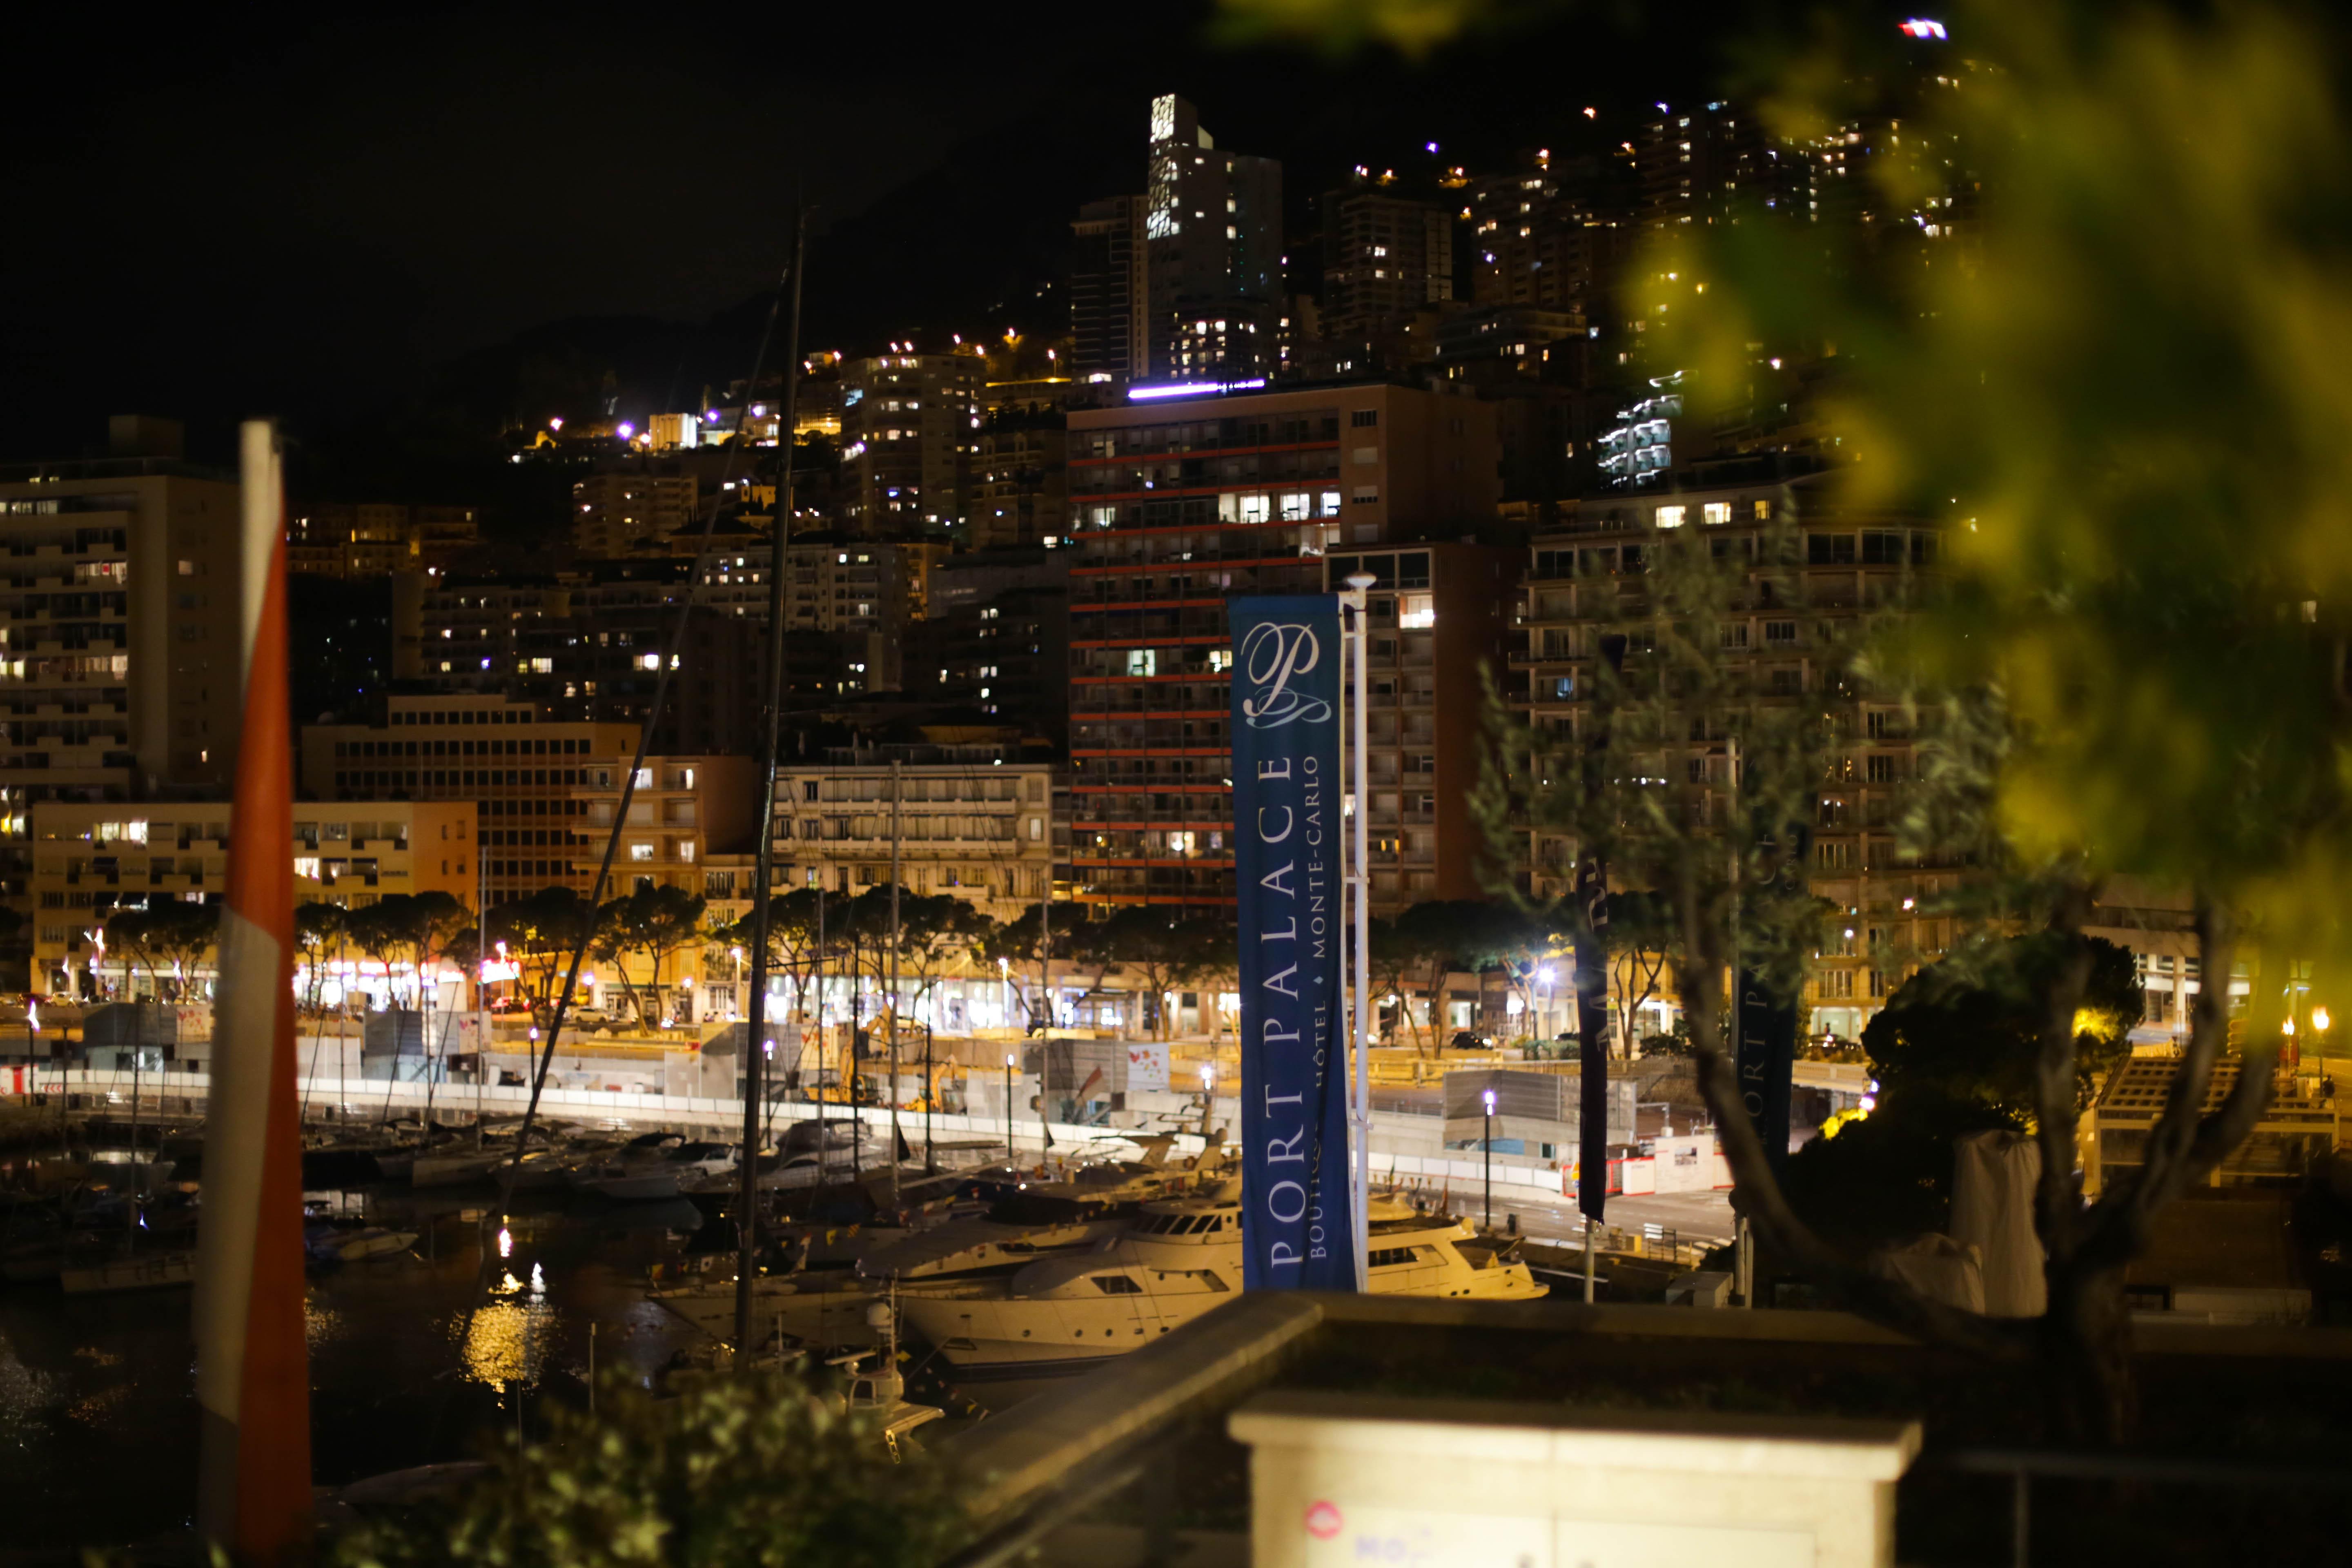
[1466,152,1635,315]
[1319,180,1456,364]
[1070,195,1148,385]
[1510,476,1944,1038]
[572,474,699,558]
[0,430,247,918]
[1065,383,1499,908]
[1635,102,1817,230]
[840,354,983,534]
[1143,95,1283,384]
[1321,542,1522,914]
[970,412,1068,550]
[909,556,1071,747]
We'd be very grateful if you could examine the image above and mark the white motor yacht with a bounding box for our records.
[900,1183,1546,1379]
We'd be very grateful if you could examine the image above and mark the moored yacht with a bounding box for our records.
[899,1184,1546,1378]
[853,1143,1224,1284]
[642,1150,1203,1346]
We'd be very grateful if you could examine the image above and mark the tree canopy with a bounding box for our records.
[1862,935,2142,1126]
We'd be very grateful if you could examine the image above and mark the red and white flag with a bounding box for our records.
[192,420,312,1557]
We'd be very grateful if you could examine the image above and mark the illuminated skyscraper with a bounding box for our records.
[1141,94,1283,385]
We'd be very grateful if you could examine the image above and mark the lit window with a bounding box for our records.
[1656,506,1687,528]
[1753,499,1773,520]
[630,843,654,862]
[1702,502,1731,526]
[1399,594,1435,630]
[1126,650,1158,677]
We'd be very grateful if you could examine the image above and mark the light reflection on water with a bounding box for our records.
[452,1265,557,1396]
[0,1334,58,1450]
[0,1188,712,1553]
[305,1286,344,1349]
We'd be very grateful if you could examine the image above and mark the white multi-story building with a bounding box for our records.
[772,751,1055,925]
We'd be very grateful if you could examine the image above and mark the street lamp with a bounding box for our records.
[1482,1087,1497,1230]
[1004,1051,1017,1166]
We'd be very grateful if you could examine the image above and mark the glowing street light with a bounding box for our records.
[1482,1088,1498,1230]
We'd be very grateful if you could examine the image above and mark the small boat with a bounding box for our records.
[307,1226,418,1263]
[831,1295,943,1455]
[61,1249,199,1294]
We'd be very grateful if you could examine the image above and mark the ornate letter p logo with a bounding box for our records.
[1240,622,1332,728]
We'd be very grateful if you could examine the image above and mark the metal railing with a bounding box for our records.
[1917,1446,2352,1568]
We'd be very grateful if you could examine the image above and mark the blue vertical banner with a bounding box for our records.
[1231,595,1356,1291]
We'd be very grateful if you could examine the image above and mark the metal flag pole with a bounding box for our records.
[888,759,902,1209]
[1728,734,1753,1307]
[475,846,488,1128]
[1340,572,1374,1288]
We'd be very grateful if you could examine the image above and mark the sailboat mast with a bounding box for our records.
[733,207,806,1362]
[476,842,488,1127]
[888,759,901,1208]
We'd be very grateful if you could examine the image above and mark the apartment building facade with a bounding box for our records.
[1322,542,1521,914]
[840,353,983,532]
[970,416,1069,550]
[1065,381,1500,908]
[29,797,475,997]
[289,503,479,577]
[572,474,698,557]
[1320,182,1456,366]
[298,695,755,911]
[0,458,248,918]
[772,752,1056,925]
[1511,475,1945,1037]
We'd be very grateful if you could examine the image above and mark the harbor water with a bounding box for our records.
[0,1167,998,1554]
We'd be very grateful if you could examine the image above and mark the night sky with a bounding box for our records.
[4,3,1757,466]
